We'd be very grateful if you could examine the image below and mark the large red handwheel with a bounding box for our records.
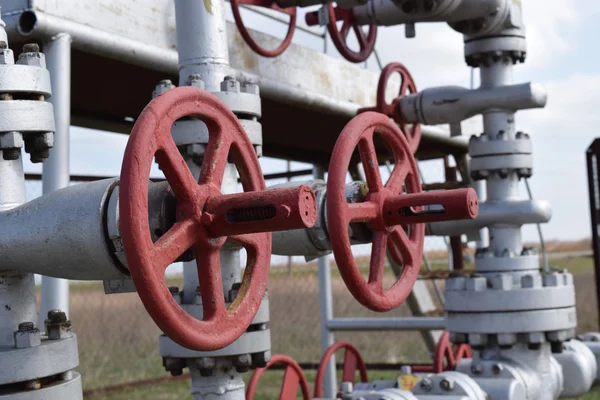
[327,112,424,312]
[246,354,311,400]
[358,63,421,153]
[120,86,271,351]
[306,4,377,63]
[314,341,368,398]
[231,0,296,57]
[434,331,472,373]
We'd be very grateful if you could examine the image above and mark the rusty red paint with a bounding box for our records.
[327,112,424,312]
[231,0,296,57]
[383,188,479,225]
[314,341,368,398]
[204,185,317,237]
[358,62,421,153]
[120,86,272,352]
[246,354,311,400]
[305,4,377,63]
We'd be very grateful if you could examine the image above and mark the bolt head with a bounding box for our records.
[233,354,252,373]
[440,378,454,391]
[470,363,484,375]
[17,46,45,68]
[468,334,488,348]
[153,79,175,98]
[466,276,487,291]
[251,350,271,368]
[489,274,512,290]
[221,76,240,92]
[520,274,541,289]
[419,378,433,392]
[543,272,561,287]
[492,363,504,375]
[185,74,205,89]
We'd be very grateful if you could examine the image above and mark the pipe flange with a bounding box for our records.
[0,100,55,133]
[0,64,52,98]
[473,249,539,272]
[469,134,532,157]
[445,273,576,312]
[465,36,527,67]
[0,335,79,386]
[0,372,82,400]
[470,153,532,174]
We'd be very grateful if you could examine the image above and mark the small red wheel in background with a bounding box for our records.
[314,341,368,398]
[231,0,296,57]
[246,354,311,400]
[306,4,377,63]
[434,331,472,372]
[358,62,421,153]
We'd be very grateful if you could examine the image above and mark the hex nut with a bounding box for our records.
[446,277,467,291]
[468,333,488,348]
[251,350,271,368]
[0,131,23,149]
[526,332,545,345]
[470,363,484,375]
[185,74,205,89]
[14,327,41,349]
[241,81,260,96]
[497,333,517,347]
[419,378,433,392]
[466,276,487,292]
[233,353,252,373]
[492,364,504,375]
[197,357,215,377]
[17,44,46,68]
[221,76,240,93]
[543,272,561,287]
[340,381,353,394]
[450,332,468,344]
[521,274,542,289]
[440,378,454,391]
[489,274,512,290]
[0,49,14,65]
[163,357,186,377]
[153,79,175,98]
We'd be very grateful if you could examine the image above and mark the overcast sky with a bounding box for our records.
[23,0,599,250]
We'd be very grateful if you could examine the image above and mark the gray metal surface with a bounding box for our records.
[0,372,82,400]
[189,359,245,400]
[412,371,487,400]
[0,334,79,386]
[328,317,445,331]
[0,178,127,280]
[554,339,597,398]
[0,63,51,96]
[2,3,467,164]
[41,31,71,324]
[0,100,54,133]
[0,272,37,348]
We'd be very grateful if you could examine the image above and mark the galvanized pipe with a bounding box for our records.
[314,165,337,399]
[41,32,72,322]
[327,317,446,331]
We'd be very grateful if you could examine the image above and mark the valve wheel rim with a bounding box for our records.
[327,3,377,63]
[377,62,421,153]
[314,341,368,398]
[231,0,297,57]
[246,354,311,400]
[120,86,271,351]
[327,112,424,312]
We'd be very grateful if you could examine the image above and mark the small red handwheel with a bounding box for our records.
[120,86,271,351]
[306,3,377,63]
[231,0,297,57]
[434,331,472,372]
[359,62,421,153]
[327,112,424,312]
[314,341,368,398]
[246,354,311,400]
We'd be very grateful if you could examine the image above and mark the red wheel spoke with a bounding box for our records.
[199,133,232,189]
[340,18,352,40]
[358,134,383,193]
[229,233,261,252]
[386,161,410,192]
[155,138,198,203]
[152,219,199,273]
[196,246,227,321]
[347,201,379,222]
[367,232,388,288]
[389,227,415,266]
[342,349,359,383]
[280,366,302,399]
[353,24,368,49]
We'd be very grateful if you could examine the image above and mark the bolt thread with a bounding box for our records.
[22,43,39,53]
[2,149,20,160]
[18,322,34,331]
[226,205,276,223]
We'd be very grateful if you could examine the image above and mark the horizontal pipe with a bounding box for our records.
[427,199,552,237]
[327,317,446,331]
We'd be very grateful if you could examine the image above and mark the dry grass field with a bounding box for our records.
[63,247,600,399]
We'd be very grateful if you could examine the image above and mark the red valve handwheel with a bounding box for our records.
[306,4,377,63]
[120,86,271,351]
[327,112,424,312]
[434,331,472,373]
[358,62,421,153]
[246,354,311,400]
[231,0,297,57]
[314,341,368,398]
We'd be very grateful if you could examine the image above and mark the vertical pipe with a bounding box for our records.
[315,165,337,398]
[586,143,600,330]
[41,33,71,322]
